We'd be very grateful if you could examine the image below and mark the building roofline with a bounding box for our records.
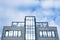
[24,16,36,20]
[49,26,57,27]
[25,16,35,17]
[12,22,24,23]
[36,22,48,23]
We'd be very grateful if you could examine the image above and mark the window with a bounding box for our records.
[48,31,51,37]
[9,31,13,37]
[18,31,21,37]
[40,23,43,27]
[5,31,9,37]
[52,31,55,37]
[39,31,55,37]
[26,21,35,25]
[26,21,30,25]
[26,17,34,20]
[26,17,35,25]
[18,23,21,26]
[14,31,18,37]
[36,22,48,27]
[18,23,24,27]
[26,29,30,31]
[5,30,22,37]
[43,23,47,27]
[26,17,30,20]
[12,22,17,26]
[33,34,35,39]
[43,31,47,37]
[31,34,35,39]
[26,17,35,40]
[40,31,42,37]
[26,34,30,39]
[30,21,35,25]
[36,23,43,27]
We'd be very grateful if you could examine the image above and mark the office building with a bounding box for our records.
[1,16,59,40]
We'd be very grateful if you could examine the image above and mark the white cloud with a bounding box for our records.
[54,0,60,8]
[40,0,54,8]
[55,16,60,25]
[4,0,40,7]
[39,0,60,8]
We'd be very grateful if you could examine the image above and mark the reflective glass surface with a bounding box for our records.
[40,31,42,37]
[18,23,24,27]
[5,31,21,37]
[48,31,51,37]
[5,31,9,37]
[14,31,17,37]
[25,17,35,40]
[39,31,55,37]
[9,31,13,37]
[12,22,24,27]
[36,22,48,27]
[52,31,55,37]
[43,31,47,37]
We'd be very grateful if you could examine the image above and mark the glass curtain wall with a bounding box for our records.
[25,16,35,40]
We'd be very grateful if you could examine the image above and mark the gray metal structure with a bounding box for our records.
[1,16,59,40]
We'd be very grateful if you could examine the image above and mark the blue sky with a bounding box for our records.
[0,0,60,40]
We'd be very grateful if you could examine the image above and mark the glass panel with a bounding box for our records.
[14,31,18,37]
[31,35,35,39]
[26,26,35,28]
[30,21,35,25]
[26,31,30,34]
[18,23,24,27]
[26,34,30,39]
[43,31,47,37]
[25,17,35,40]
[26,17,34,20]
[31,29,35,31]
[26,26,30,28]
[13,23,17,26]
[48,31,51,37]
[26,21,30,25]
[40,23,43,27]
[18,23,21,26]
[40,31,42,37]
[26,29,35,31]
[9,31,13,37]
[52,31,55,37]
[36,23,43,27]
[36,22,48,27]
[42,23,48,27]
[26,29,31,31]
[18,31,21,37]
[36,23,39,26]
[5,31,9,37]
[26,21,35,25]
[26,17,30,20]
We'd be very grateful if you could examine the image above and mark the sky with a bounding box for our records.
[0,0,60,40]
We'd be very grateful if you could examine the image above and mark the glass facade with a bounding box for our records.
[40,31,42,37]
[43,31,47,37]
[9,31,13,37]
[12,22,24,27]
[39,31,55,37]
[36,22,48,27]
[5,31,9,37]
[25,16,35,40]
[5,31,21,37]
